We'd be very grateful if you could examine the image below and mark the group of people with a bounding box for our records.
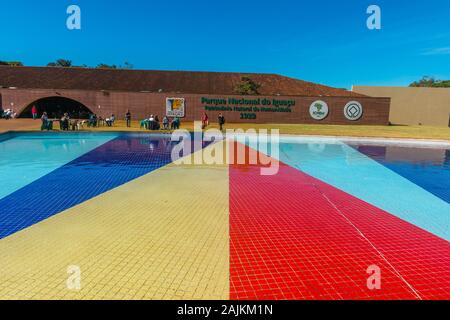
[140,115,182,130]
[33,107,227,132]
[201,112,226,131]
[41,112,73,131]
[87,113,116,127]
[0,109,17,120]
[96,110,225,131]
[38,111,117,131]
[141,115,161,130]
[88,113,99,127]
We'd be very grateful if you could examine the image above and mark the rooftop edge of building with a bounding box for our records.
[0,65,367,98]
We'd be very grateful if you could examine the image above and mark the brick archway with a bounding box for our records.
[19,96,94,119]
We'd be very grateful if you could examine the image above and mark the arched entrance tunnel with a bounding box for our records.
[19,96,93,119]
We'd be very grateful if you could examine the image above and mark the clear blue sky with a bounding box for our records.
[1,0,449,89]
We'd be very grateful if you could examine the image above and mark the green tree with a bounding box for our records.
[122,61,133,69]
[409,76,450,88]
[96,62,133,69]
[0,61,24,66]
[234,76,261,95]
[96,63,118,69]
[432,80,450,88]
[47,59,73,67]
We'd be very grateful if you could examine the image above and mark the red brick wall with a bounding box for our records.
[0,88,390,125]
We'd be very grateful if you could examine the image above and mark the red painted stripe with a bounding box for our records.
[229,146,450,300]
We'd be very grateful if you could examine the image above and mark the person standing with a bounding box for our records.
[163,116,169,130]
[149,115,155,130]
[31,105,38,120]
[172,116,181,130]
[201,112,209,129]
[41,112,49,131]
[61,113,70,131]
[125,110,131,128]
[88,113,94,127]
[218,113,225,131]
[154,115,160,130]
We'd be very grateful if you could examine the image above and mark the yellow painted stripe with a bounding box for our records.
[0,145,229,300]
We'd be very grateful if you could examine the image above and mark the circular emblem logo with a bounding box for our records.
[344,101,363,121]
[309,100,329,120]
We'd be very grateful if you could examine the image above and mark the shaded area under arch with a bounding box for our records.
[19,96,93,119]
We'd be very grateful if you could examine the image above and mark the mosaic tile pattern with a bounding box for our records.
[0,146,229,300]
[0,134,207,239]
[0,134,449,300]
[352,145,450,204]
[229,145,450,300]
[0,133,117,200]
[320,176,450,300]
[273,141,450,241]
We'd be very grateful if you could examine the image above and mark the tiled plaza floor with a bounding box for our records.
[0,134,449,300]
[0,119,38,133]
[0,151,229,300]
[229,147,449,300]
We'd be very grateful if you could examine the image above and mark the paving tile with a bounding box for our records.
[0,134,209,239]
[229,144,450,300]
[0,145,229,300]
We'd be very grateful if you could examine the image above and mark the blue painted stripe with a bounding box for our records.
[0,133,117,200]
[258,139,450,241]
[350,145,450,204]
[0,134,206,239]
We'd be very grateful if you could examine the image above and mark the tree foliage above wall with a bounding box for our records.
[45,59,134,69]
[409,76,450,88]
[0,61,24,66]
[234,76,261,95]
[1,58,135,70]
[47,59,73,67]
[96,62,134,69]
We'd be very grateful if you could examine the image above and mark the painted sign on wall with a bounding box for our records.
[200,97,294,120]
[344,101,364,121]
[166,98,185,118]
[309,100,329,120]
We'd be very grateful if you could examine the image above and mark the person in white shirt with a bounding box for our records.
[149,115,155,130]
